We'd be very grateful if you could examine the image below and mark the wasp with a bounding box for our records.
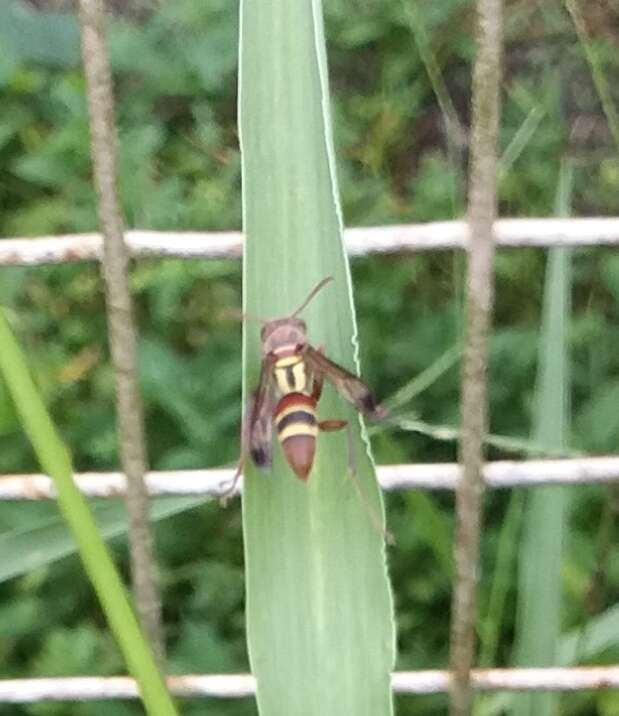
[227,277,386,492]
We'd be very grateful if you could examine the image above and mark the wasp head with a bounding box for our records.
[241,277,332,356]
[261,318,307,355]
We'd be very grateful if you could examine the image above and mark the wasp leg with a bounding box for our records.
[341,424,395,545]
[318,419,347,432]
[220,395,254,505]
[220,457,244,506]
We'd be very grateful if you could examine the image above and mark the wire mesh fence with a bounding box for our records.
[2,456,619,501]
[2,218,619,703]
[2,0,618,710]
[3,666,619,703]
[2,217,619,266]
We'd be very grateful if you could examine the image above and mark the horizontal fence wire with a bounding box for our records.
[2,667,619,703]
[3,222,619,705]
[2,456,619,500]
[2,217,619,265]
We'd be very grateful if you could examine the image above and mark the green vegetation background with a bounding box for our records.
[1,1,619,714]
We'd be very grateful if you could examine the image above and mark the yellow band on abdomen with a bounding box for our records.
[278,423,318,442]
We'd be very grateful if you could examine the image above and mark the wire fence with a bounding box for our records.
[2,216,619,266]
[3,0,619,711]
[3,666,619,703]
[2,219,619,704]
[2,456,619,501]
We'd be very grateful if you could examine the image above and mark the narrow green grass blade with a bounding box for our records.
[0,308,178,716]
[383,343,461,412]
[403,2,464,142]
[377,413,580,458]
[477,600,619,716]
[477,491,525,670]
[565,0,619,153]
[0,497,201,584]
[239,2,395,715]
[559,602,619,665]
[499,105,545,178]
[510,162,573,716]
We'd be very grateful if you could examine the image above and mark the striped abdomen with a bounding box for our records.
[274,392,317,481]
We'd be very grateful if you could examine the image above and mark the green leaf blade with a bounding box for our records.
[239,1,395,715]
[0,309,178,716]
[0,497,202,585]
[510,163,573,716]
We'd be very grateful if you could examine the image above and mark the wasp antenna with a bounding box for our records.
[218,308,267,324]
[290,276,334,318]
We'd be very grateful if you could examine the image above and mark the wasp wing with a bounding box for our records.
[304,345,386,420]
[248,356,276,469]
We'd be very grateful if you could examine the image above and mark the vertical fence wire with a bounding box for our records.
[449,0,503,714]
[78,0,165,665]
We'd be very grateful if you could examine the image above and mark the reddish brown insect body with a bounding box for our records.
[274,392,318,481]
[228,277,385,488]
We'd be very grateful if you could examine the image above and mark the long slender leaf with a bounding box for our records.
[0,308,178,716]
[383,343,461,412]
[478,601,619,716]
[510,161,573,716]
[239,1,395,715]
[0,497,201,584]
[499,105,545,178]
[565,0,619,153]
[376,413,580,458]
[477,491,525,670]
[559,602,619,665]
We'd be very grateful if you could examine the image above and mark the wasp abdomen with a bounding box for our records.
[274,393,318,481]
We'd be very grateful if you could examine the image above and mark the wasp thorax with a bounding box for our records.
[261,318,307,356]
[274,354,307,393]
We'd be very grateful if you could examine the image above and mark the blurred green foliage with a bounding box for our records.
[1,1,619,714]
